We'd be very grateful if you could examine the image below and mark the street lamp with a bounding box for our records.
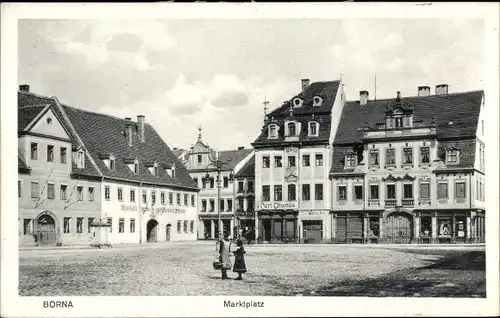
[202,152,234,240]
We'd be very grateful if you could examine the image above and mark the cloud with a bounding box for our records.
[211,91,249,108]
[106,33,143,53]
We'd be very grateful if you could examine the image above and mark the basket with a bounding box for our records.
[213,256,223,270]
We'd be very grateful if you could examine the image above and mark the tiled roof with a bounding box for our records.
[18,154,30,173]
[215,148,253,171]
[62,105,198,190]
[334,90,484,145]
[235,154,255,178]
[436,139,476,169]
[330,146,357,174]
[18,105,46,131]
[172,148,186,158]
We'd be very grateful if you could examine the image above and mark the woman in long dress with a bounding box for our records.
[232,239,247,280]
[218,233,232,280]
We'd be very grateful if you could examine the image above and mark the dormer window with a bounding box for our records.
[109,156,116,171]
[287,122,297,136]
[345,153,357,168]
[76,150,85,169]
[292,98,303,108]
[308,122,319,136]
[313,96,323,107]
[134,160,139,174]
[147,162,159,177]
[154,164,159,177]
[166,164,176,179]
[395,117,404,128]
[446,149,459,164]
[268,124,278,139]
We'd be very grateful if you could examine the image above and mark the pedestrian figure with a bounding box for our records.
[232,238,247,280]
[218,233,232,280]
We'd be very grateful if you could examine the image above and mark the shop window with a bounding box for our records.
[262,156,270,168]
[370,185,379,200]
[338,185,347,201]
[420,147,430,164]
[130,218,136,233]
[315,184,324,200]
[288,184,296,201]
[369,218,379,237]
[420,183,430,199]
[420,217,431,236]
[302,184,310,201]
[302,154,310,167]
[262,185,270,201]
[274,185,282,201]
[386,184,396,199]
[354,185,363,200]
[456,218,466,239]
[370,149,379,166]
[455,182,466,198]
[274,156,283,168]
[438,183,448,199]
[438,218,452,236]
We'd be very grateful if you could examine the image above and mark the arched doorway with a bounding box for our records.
[36,213,56,245]
[385,211,413,244]
[146,219,159,243]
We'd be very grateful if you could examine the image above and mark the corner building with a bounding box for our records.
[252,79,346,243]
[330,85,486,244]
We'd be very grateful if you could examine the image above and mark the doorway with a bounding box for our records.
[386,212,413,244]
[166,224,171,242]
[36,214,56,245]
[146,219,159,243]
[303,220,323,243]
[262,219,271,242]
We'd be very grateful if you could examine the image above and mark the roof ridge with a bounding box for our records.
[18,90,55,101]
[61,104,139,123]
[346,89,484,103]
[19,103,52,109]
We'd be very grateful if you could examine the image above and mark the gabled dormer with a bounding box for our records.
[445,146,460,165]
[164,162,176,179]
[308,119,319,137]
[146,161,160,177]
[125,157,139,174]
[267,118,279,139]
[284,120,301,137]
[312,95,323,107]
[99,153,116,171]
[73,147,86,169]
[385,91,414,129]
[344,151,357,169]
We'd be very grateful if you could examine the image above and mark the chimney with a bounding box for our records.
[238,146,245,151]
[301,78,310,91]
[125,118,133,147]
[435,84,449,95]
[359,90,369,105]
[418,86,431,97]
[19,84,30,92]
[137,115,145,142]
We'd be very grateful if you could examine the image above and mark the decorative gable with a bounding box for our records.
[28,106,71,140]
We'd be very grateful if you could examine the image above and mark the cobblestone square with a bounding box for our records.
[19,242,485,297]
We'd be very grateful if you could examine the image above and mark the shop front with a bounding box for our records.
[300,210,329,243]
[257,202,299,243]
[199,214,234,240]
[332,211,366,244]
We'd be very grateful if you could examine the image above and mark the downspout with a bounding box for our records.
[139,182,143,244]
[469,173,472,243]
[363,173,366,243]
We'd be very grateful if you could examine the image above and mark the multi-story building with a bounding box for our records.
[18,85,102,246]
[330,85,486,244]
[234,155,256,240]
[183,128,253,239]
[18,85,199,246]
[252,79,346,243]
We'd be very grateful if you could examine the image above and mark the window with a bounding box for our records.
[309,122,318,136]
[455,182,466,198]
[262,156,270,168]
[238,181,244,192]
[354,185,363,200]
[370,185,379,199]
[184,194,188,206]
[134,162,139,174]
[130,189,135,202]
[47,145,54,162]
[119,218,125,233]
[176,193,181,205]
[481,120,484,136]
[23,219,33,235]
[77,186,83,201]
[130,219,136,233]
[107,218,112,233]
[31,182,39,198]
[315,154,323,166]
[247,181,254,192]
[88,187,94,201]
[227,199,233,212]
[386,184,396,199]
[287,122,296,136]
[177,221,181,233]
[142,190,147,204]
[154,165,159,177]
[446,150,458,163]
[118,188,123,201]
[274,156,283,167]
[161,192,165,205]
[209,199,215,212]
[420,183,430,199]
[438,183,448,199]
[76,151,85,168]
[338,185,347,201]
[88,218,94,233]
[110,158,116,171]
[370,150,379,166]
[77,217,83,233]
[152,191,156,205]
[190,221,195,233]
[420,147,430,164]
[345,154,356,168]
[288,156,296,167]
[191,194,195,206]
[288,184,296,201]
[237,198,244,210]
[268,125,278,138]
[30,143,38,160]
[395,117,403,128]
[476,180,479,200]
[18,181,22,198]
[223,177,229,188]
[386,149,396,165]
[315,184,324,200]
[197,154,202,164]
[193,177,198,187]
[262,185,270,201]
[302,184,310,201]
[403,148,413,164]
[302,155,310,167]
[274,185,282,201]
[47,183,55,200]
[201,199,207,212]
[169,192,173,205]
[403,184,413,199]
[60,147,67,164]
[105,186,110,201]
[183,220,188,233]
[247,198,254,211]
[64,217,71,233]
[209,177,215,189]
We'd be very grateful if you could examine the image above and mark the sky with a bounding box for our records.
[18,19,484,151]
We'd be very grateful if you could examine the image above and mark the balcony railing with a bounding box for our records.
[385,199,397,206]
[402,198,414,206]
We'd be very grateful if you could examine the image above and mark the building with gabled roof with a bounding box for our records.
[18,85,199,246]
[251,78,346,244]
[183,127,254,239]
[329,85,485,244]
